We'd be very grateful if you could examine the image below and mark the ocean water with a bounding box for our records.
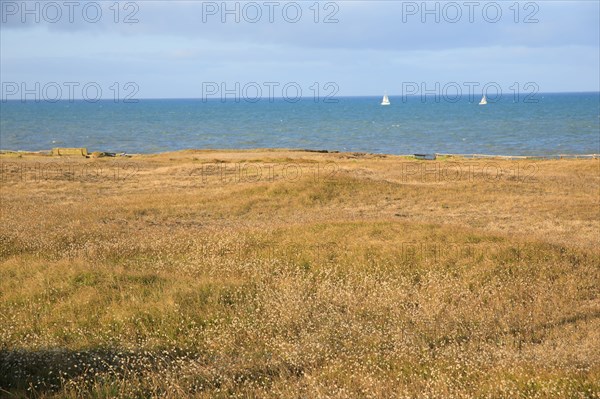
[1,93,598,155]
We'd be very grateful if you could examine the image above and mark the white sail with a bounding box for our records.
[381,93,390,106]
[479,95,487,105]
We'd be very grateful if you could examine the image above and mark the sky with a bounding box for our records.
[1,0,599,99]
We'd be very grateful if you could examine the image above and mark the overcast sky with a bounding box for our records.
[1,0,599,99]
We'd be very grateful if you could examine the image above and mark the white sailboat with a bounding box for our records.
[381,92,390,106]
[479,95,487,105]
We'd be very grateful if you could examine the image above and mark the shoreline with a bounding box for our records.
[1,148,599,160]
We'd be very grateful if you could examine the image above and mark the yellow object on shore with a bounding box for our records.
[51,147,88,157]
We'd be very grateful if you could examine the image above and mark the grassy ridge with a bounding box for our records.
[1,150,599,398]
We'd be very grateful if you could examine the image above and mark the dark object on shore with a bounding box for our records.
[414,153,437,160]
[90,151,117,158]
[302,149,337,153]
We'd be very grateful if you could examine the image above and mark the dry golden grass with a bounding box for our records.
[1,149,599,398]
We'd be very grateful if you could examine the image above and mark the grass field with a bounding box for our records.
[1,150,599,398]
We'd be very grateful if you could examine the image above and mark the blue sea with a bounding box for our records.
[1,93,599,155]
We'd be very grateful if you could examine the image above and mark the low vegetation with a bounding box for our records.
[1,150,598,398]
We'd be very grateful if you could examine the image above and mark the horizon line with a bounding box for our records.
[1,90,599,102]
